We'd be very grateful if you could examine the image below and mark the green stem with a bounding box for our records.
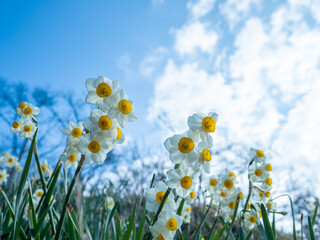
[33,139,56,234]
[55,155,86,240]
[243,181,253,215]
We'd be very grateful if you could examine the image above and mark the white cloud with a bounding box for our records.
[187,0,216,19]
[144,0,320,194]
[219,0,261,29]
[173,21,218,55]
[139,47,167,77]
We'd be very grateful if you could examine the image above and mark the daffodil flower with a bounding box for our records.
[102,89,137,128]
[167,163,200,198]
[2,155,18,168]
[77,134,114,163]
[145,181,177,213]
[19,119,37,139]
[149,210,182,240]
[85,76,120,108]
[0,169,8,185]
[249,148,266,163]
[164,130,199,165]
[60,146,81,169]
[188,112,218,147]
[84,109,118,140]
[16,102,40,119]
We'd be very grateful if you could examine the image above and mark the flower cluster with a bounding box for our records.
[0,152,22,185]
[10,102,39,139]
[145,112,218,239]
[60,76,137,168]
[204,169,242,222]
[243,148,276,229]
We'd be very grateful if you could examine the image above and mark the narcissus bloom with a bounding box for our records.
[16,102,40,119]
[19,119,37,139]
[252,189,272,204]
[164,131,199,165]
[219,169,238,192]
[10,119,23,133]
[106,197,115,210]
[145,181,177,213]
[187,112,218,147]
[102,90,137,128]
[77,134,113,163]
[167,164,200,198]
[249,148,266,163]
[248,162,270,182]
[33,189,44,203]
[266,200,277,211]
[0,169,8,184]
[204,175,219,195]
[244,209,259,229]
[40,160,53,177]
[194,142,213,173]
[2,155,18,168]
[85,76,120,108]
[84,109,117,139]
[61,121,84,145]
[60,146,81,169]
[149,210,182,240]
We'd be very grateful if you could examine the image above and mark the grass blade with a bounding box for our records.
[13,130,37,239]
[192,200,212,240]
[272,212,276,239]
[103,202,119,240]
[311,204,318,226]
[0,188,28,240]
[124,197,139,240]
[239,226,245,240]
[260,204,275,240]
[224,196,240,240]
[307,216,315,240]
[244,231,252,240]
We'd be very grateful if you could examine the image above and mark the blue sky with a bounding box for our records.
[1,0,320,199]
[0,0,189,140]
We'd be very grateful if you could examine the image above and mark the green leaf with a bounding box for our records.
[149,174,156,188]
[38,163,62,218]
[27,183,37,233]
[257,222,267,240]
[13,130,37,239]
[151,188,171,226]
[40,221,51,240]
[84,221,93,240]
[34,201,54,236]
[239,226,245,240]
[192,200,212,240]
[115,213,123,240]
[308,216,315,240]
[103,202,119,240]
[0,188,28,240]
[207,216,218,240]
[136,208,147,240]
[213,221,228,240]
[55,155,86,240]
[272,212,276,239]
[260,204,275,240]
[244,231,252,240]
[66,207,77,240]
[311,204,318,227]
[224,197,240,240]
[124,197,139,240]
